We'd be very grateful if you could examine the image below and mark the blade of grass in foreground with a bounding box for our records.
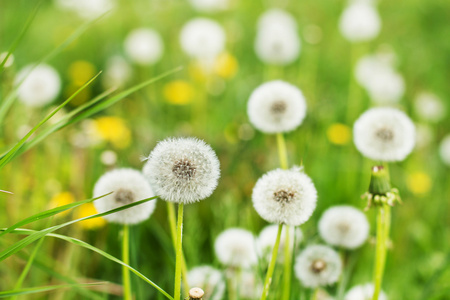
[0,72,101,169]
[0,193,112,238]
[3,226,173,300]
[0,283,105,298]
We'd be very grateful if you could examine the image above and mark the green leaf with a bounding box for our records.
[0,283,106,298]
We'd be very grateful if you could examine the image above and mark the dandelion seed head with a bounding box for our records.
[247,80,307,133]
[294,245,342,288]
[252,167,317,226]
[188,0,229,12]
[257,9,298,30]
[187,266,225,300]
[55,0,115,19]
[339,1,381,42]
[143,137,220,204]
[257,224,303,263]
[319,205,369,249]
[15,64,61,107]
[93,168,156,225]
[214,228,258,268]
[353,107,415,161]
[414,92,446,123]
[345,283,388,300]
[124,28,164,66]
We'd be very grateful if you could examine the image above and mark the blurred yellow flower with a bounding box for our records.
[407,171,432,194]
[68,60,97,85]
[188,62,208,82]
[214,52,238,79]
[94,116,131,149]
[65,83,91,106]
[49,192,75,217]
[76,203,106,230]
[327,123,351,145]
[163,80,194,105]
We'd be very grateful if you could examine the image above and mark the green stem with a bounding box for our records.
[174,203,184,300]
[261,224,283,300]
[167,202,190,294]
[276,133,289,170]
[282,226,291,300]
[372,205,389,300]
[122,225,132,300]
[311,287,319,300]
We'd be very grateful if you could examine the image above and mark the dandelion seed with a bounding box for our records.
[353,107,416,162]
[294,245,342,288]
[257,224,302,262]
[247,80,307,133]
[439,135,450,166]
[187,266,225,300]
[339,1,381,42]
[188,0,230,12]
[345,283,388,300]
[15,64,61,107]
[318,205,369,249]
[414,92,446,123]
[93,168,156,225]
[214,228,258,268]
[252,167,317,226]
[124,28,164,66]
[143,137,220,204]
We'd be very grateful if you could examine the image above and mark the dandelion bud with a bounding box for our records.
[189,287,204,299]
[363,166,401,208]
[187,266,225,300]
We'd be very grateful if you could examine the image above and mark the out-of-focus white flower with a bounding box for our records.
[214,228,258,268]
[55,0,115,19]
[414,92,446,122]
[257,9,297,30]
[124,28,164,66]
[318,205,369,249]
[15,64,61,107]
[415,124,433,149]
[339,1,381,42]
[439,135,450,166]
[353,107,416,162]
[102,56,132,88]
[0,52,14,68]
[252,167,317,226]
[143,137,220,204]
[257,224,302,262]
[235,269,263,299]
[303,24,323,45]
[187,266,225,300]
[188,0,230,12]
[93,168,156,225]
[247,80,307,133]
[345,283,388,300]
[100,150,117,166]
[180,18,226,70]
[295,245,342,288]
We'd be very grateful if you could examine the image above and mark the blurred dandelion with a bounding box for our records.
[214,228,258,269]
[339,1,381,42]
[345,283,388,300]
[414,92,446,123]
[188,0,230,12]
[187,266,225,300]
[124,28,164,66]
[257,224,302,262]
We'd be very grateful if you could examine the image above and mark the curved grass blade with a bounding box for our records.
[0,196,158,262]
[0,71,101,169]
[0,193,111,238]
[5,228,174,300]
[0,282,106,298]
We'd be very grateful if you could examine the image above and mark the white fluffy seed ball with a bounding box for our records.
[345,283,388,300]
[257,224,302,262]
[365,70,405,104]
[252,167,317,226]
[124,28,164,66]
[257,9,298,31]
[294,245,342,288]
[353,107,416,162]
[188,0,229,12]
[143,137,220,204]
[318,205,369,249]
[339,2,381,42]
[214,228,258,268]
[414,92,447,123]
[15,64,61,107]
[439,135,450,166]
[93,168,156,225]
[247,80,307,133]
[187,266,225,300]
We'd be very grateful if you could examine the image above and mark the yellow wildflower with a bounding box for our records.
[407,171,432,195]
[163,80,194,105]
[214,52,238,79]
[76,203,106,230]
[94,116,131,149]
[327,123,351,145]
[49,192,75,217]
[68,60,97,86]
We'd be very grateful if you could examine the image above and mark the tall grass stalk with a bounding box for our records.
[372,204,390,300]
[260,223,283,300]
[174,203,185,300]
[122,225,132,300]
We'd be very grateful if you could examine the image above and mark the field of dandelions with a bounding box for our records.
[1,0,449,299]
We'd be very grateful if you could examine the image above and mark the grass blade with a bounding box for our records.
[0,283,106,298]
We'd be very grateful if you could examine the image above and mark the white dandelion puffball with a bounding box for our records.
[180,18,226,61]
[236,269,263,299]
[365,70,405,104]
[353,107,416,162]
[318,205,369,249]
[214,228,258,268]
[102,56,132,88]
[188,0,229,12]
[439,135,450,166]
[55,0,115,19]
[124,28,164,66]
[414,92,446,122]
[294,245,342,288]
[257,224,302,262]
[247,80,307,133]
[15,64,61,107]
[339,1,381,42]
[252,167,317,226]
[93,168,156,225]
[187,266,225,300]
[143,137,220,204]
[257,9,298,31]
[354,55,391,88]
[345,283,388,300]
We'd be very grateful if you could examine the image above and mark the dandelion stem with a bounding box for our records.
[260,223,283,300]
[372,204,390,300]
[122,225,132,300]
[311,287,319,300]
[174,203,185,300]
[276,133,289,170]
[281,225,291,300]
